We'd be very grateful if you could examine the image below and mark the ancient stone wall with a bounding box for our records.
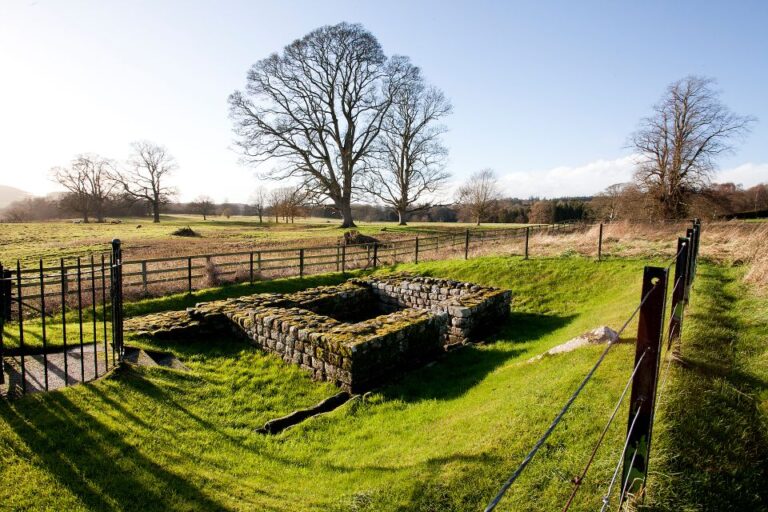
[125,274,511,392]
[353,275,511,346]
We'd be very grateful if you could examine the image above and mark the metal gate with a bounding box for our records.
[0,239,124,397]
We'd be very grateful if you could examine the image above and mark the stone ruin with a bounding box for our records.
[126,274,511,392]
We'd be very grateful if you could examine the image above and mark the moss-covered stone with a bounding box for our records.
[125,273,511,391]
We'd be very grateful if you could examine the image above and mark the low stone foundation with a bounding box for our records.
[126,274,511,392]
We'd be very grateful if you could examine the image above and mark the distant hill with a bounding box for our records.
[0,185,31,209]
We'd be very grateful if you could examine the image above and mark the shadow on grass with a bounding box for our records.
[644,266,768,511]
[0,387,232,511]
[382,312,575,402]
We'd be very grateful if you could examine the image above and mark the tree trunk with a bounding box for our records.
[340,202,356,228]
[397,209,407,226]
[152,202,160,223]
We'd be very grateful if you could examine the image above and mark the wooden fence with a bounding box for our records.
[5,223,585,313]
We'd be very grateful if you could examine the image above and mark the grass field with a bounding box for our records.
[1,223,766,511]
[1,255,658,511]
[0,215,529,264]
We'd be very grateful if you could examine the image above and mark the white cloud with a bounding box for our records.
[446,156,768,199]
[496,155,639,198]
[715,163,768,188]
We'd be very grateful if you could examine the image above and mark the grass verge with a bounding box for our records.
[641,263,768,511]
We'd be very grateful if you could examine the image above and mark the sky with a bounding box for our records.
[1,0,766,203]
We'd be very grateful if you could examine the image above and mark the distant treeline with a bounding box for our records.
[2,182,766,224]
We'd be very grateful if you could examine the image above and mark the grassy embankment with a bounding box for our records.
[1,255,653,511]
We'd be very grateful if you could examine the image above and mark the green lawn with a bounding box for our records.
[1,256,761,511]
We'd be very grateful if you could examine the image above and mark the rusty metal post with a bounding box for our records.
[684,228,694,303]
[372,242,379,268]
[299,249,304,278]
[691,220,701,279]
[668,237,690,348]
[622,265,668,500]
[415,236,420,264]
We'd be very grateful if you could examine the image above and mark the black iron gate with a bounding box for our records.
[0,239,124,397]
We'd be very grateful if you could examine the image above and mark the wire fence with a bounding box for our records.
[485,219,702,511]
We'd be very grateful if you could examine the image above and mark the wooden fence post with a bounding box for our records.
[524,227,530,260]
[372,243,378,268]
[299,249,304,278]
[187,257,193,293]
[341,245,346,273]
[622,265,668,501]
[464,229,470,260]
[336,242,340,272]
[598,223,603,261]
[668,237,690,348]
[249,251,254,284]
[141,261,148,294]
[415,236,420,264]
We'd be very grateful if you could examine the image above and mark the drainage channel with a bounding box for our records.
[257,391,353,434]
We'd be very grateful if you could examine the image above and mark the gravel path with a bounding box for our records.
[1,343,116,396]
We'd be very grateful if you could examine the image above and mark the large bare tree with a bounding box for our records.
[51,154,116,222]
[228,22,405,228]
[456,169,501,225]
[364,61,452,225]
[114,141,177,223]
[630,76,754,219]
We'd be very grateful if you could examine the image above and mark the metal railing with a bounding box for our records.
[0,240,125,397]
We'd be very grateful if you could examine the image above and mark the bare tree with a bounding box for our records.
[364,61,452,225]
[191,195,214,220]
[228,22,406,228]
[114,141,177,223]
[51,154,116,222]
[271,186,310,223]
[630,76,754,219]
[249,186,267,223]
[591,183,628,222]
[456,169,501,225]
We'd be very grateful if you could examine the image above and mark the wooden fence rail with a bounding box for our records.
[4,223,585,313]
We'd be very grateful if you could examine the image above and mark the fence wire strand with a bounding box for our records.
[561,349,649,511]
[600,403,644,512]
[484,281,661,512]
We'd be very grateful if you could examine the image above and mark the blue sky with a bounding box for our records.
[1,0,766,202]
